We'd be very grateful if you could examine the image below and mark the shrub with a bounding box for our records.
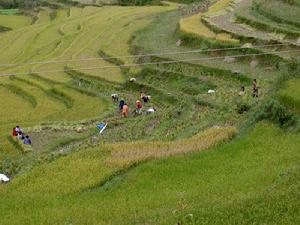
[257,99,295,126]
[237,101,251,114]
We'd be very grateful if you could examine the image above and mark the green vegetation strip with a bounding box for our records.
[9,76,73,108]
[98,50,124,66]
[0,25,12,32]
[0,83,37,107]
[0,9,19,15]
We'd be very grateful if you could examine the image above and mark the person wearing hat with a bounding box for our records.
[135,100,143,115]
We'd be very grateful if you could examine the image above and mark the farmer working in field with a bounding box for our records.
[111,93,119,102]
[238,86,245,96]
[146,107,156,114]
[122,103,129,117]
[119,99,125,111]
[12,127,17,137]
[140,92,150,103]
[135,100,143,115]
[252,79,258,98]
[15,125,21,133]
[23,135,32,145]
[17,131,25,140]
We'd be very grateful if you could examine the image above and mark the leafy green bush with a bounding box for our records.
[237,101,251,114]
[256,99,295,126]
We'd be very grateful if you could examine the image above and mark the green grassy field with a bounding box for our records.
[0,14,32,29]
[0,0,299,224]
[0,122,299,224]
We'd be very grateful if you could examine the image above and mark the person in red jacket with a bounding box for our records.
[12,127,17,137]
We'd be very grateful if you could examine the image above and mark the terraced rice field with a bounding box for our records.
[1,0,296,167]
[207,0,300,44]
[179,0,239,45]
[0,4,178,164]
[253,0,300,28]
[234,2,300,37]
[0,1,299,224]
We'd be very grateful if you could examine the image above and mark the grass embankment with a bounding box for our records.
[0,122,299,224]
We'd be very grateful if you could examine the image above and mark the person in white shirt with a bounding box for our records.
[111,94,119,102]
[0,174,10,183]
[146,107,156,114]
[15,125,21,133]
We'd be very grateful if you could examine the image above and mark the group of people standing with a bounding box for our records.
[12,125,31,145]
[112,92,155,118]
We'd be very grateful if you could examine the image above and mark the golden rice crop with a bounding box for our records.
[106,126,237,167]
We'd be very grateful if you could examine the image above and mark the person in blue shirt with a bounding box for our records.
[23,135,31,145]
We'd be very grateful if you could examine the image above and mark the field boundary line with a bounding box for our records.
[0,43,293,67]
